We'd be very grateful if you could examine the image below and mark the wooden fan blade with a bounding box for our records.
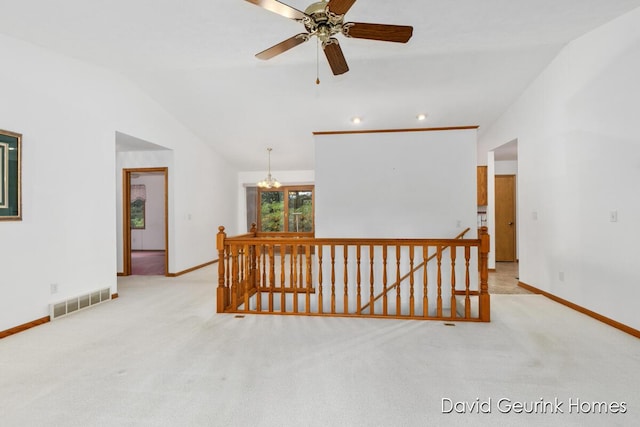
[344,22,413,43]
[327,0,357,15]
[323,39,349,75]
[244,0,306,21]
[256,34,309,60]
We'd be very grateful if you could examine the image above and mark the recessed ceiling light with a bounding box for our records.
[351,117,362,124]
[417,113,427,121]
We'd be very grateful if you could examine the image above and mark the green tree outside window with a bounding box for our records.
[131,198,145,229]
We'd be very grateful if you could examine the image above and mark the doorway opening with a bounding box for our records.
[122,168,168,276]
[490,140,520,293]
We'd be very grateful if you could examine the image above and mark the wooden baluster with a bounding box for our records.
[305,245,312,314]
[479,226,491,322]
[256,245,262,312]
[436,246,442,317]
[331,245,336,314]
[396,245,402,316]
[318,245,324,314]
[225,245,230,290]
[369,245,375,315]
[292,244,298,313]
[356,245,362,315]
[280,244,286,313]
[260,244,265,288]
[423,245,429,317]
[216,226,228,313]
[231,245,239,311]
[239,246,244,285]
[382,245,388,316]
[244,244,250,312]
[343,244,349,314]
[465,246,471,319]
[450,245,457,319]
[409,245,415,317]
[290,244,295,289]
[269,245,275,313]
[299,245,304,291]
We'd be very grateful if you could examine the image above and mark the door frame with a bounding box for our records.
[122,167,169,276]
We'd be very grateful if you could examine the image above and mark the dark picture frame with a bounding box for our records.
[0,129,22,221]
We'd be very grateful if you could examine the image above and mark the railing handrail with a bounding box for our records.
[224,235,481,247]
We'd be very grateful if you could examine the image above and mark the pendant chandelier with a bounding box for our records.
[257,148,281,189]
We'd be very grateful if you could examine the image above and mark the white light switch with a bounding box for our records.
[609,211,618,222]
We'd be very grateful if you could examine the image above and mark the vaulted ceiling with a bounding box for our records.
[2,0,640,169]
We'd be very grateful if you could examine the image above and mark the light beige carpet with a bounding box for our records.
[0,266,638,426]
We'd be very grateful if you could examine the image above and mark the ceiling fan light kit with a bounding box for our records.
[245,0,413,76]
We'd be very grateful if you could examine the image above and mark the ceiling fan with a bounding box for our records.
[244,0,413,76]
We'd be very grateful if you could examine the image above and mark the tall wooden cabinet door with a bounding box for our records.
[477,166,488,206]
[495,175,516,261]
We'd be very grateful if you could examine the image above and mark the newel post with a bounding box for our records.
[478,226,491,322]
[216,226,228,313]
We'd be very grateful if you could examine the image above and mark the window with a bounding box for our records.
[255,185,314,233]
[287,189,313,232]
[130,184,146,229]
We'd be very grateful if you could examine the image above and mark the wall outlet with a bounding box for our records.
[456,220,462,228]
[50,283,58,294]
[558,272,565,282]
[532,211,538,220]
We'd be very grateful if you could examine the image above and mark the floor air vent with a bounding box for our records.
[50,288,111,320]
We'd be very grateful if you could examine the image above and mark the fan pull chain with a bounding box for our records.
[316,38,320,85]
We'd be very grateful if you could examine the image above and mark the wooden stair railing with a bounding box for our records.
[359,227,471,314]
[216,226,490,322]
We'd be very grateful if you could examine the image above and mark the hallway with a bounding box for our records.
[131,250,166,275]
[489,262,532,295]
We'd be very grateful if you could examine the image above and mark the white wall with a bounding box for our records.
[0,33,236,331]
[130,173,165,250]
[314,129,477,238]
[479,7,640,330]
[494,160,518,175]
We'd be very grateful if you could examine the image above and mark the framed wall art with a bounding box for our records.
[0,129,22,221]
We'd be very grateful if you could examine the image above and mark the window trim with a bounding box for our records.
[257,185,314,236]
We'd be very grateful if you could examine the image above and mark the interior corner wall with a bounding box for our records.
[314,129,477,239]
[0,33,236,332]
[478,7,640,330]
